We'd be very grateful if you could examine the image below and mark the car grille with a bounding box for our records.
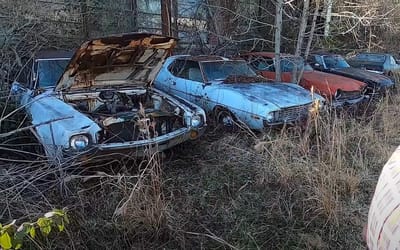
[273,103,312,123]
[337,91,361,100]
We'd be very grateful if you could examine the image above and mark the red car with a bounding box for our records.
[240,52,367,107]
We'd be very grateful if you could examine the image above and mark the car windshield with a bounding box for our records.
[37,59,70,87]
[322,55,350,68]
[281,57,313,72]
[354,54,386,63]
[201,61,257,81]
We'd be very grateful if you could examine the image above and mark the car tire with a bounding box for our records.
[213,107,237,132]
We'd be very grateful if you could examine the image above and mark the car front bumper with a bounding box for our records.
[63,127,206,163]
[331,95,368,108]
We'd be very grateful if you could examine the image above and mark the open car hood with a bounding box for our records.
[55,33,176,91]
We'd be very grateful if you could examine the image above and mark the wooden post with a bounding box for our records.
[131,0,137,31]
[80,0,89,39]
[161,0,172,36]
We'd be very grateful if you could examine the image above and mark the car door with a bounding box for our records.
[160,59,207,104]
[156,59,189,100]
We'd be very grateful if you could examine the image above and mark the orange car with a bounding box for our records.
[240,52,367,107]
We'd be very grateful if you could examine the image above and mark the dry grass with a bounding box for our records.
[0,94,399,249]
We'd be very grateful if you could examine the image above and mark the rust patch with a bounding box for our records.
[56,33,177,91]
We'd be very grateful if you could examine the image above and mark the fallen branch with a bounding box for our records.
[0,116,73,138]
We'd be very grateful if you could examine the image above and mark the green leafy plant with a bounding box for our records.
[0,209,68,250]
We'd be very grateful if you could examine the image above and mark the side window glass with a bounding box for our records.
[168,60,184,76]
[252,58,274,71]
[307,56,316,65]
[169,60,202,82]
[315,56,324,66]
[281,59,294,72]
[390,56,396,65]
[187,63,202,82]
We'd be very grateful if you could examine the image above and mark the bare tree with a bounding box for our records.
[304,0,321,59]
[274,0,283,82]
[324,0,333,37]
[292,0,310,83]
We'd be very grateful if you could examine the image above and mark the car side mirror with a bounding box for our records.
[11,81,27,93]
[10,81,29,102]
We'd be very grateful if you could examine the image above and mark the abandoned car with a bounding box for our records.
[308,53,395,97]
[154,55,324,130]
[347,52,400,77]
[240,52,367,107]
[11,33,206,161]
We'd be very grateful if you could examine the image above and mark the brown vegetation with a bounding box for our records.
[2,0,400,249]
[0,94,399,248]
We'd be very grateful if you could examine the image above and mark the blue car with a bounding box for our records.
[10,33,206,162]
[155,55,324,130]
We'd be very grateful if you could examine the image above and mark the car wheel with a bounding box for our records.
[214,107,237,131]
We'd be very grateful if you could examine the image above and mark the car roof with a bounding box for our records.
[35,50,74,60]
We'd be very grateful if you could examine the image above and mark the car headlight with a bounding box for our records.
[361,86,368,95]
[70,134,90,151]
[190,115,203,128]
[334,89,342,99]
[266,112,274,122]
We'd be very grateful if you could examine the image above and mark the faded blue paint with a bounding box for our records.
[155,55,325,130]
[10,34,207,162]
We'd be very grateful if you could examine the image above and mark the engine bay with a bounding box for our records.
[63,88,185,143]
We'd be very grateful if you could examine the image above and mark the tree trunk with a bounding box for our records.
[304,0,321,59]
[274,0,283,82]
[292,0,310,83]
[324,0,332,37]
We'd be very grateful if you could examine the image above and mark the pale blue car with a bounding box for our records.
[155,55,324,130]
[10,34,206,162]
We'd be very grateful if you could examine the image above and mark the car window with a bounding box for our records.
[168,59,203,82]
[280,58,313,72]
[168,60,185,76]
[315,56,324,66]
[201,60,257,81]
[248,58,274,71]
[307,56,317,65]
[36,59,69,88]
[390,56,396,65]
[322,55,350,68]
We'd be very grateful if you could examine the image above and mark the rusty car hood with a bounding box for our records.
[55,33,176,91]
[302,70,366,91]
[217,82,315,108]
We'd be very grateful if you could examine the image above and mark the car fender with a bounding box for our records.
[26,93,101,156]
[203,86,275,128]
